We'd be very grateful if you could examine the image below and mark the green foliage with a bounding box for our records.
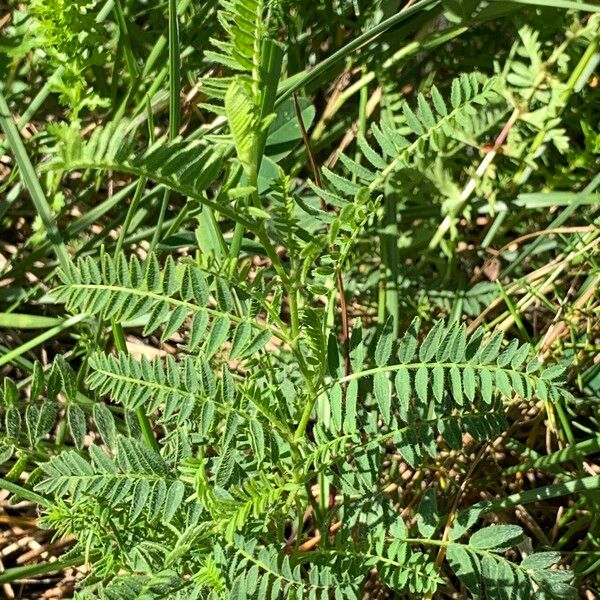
[54,253,276,354]
[446,530,575,599]
[14,253,570,598]
[204,0,269,96]
[47,124,227,209]
[204,0,283,183]
[322,74,504,201]
[26,0,108,117]
[0,1,598,598]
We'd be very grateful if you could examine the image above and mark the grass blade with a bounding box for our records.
[0,91,69,270]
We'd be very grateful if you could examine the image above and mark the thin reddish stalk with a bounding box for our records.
[293,94,351,376]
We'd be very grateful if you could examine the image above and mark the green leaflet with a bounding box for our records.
[67,404,86,449]
[469,524,523,550]
[417,488,438,538]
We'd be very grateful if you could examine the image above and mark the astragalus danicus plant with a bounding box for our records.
[0,0,599,598]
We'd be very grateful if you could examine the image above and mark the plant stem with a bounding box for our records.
[289,284,300,340]
[0,315,85,369]
[0,477,52,508]
[149,0,181,254]
[113,0,139,81]
[0,553,93,586]
[110,319,159,453]
[459,474,600,520]
[293,94,350,375]
[115,177,147,256]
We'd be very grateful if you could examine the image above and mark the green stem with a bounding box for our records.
[289,285,300,340]
[149,188,171,253]
[115,178,147,256]
[113,0,139,81]
[0,477,52,508]
[460,474,600,519]
[167,0,182,138]
[0,553,95,586]
[228,203,249,270]
[111,319,159,453]
[294,379,318,442]
[0,315,85,369]
[149,0,181,254]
